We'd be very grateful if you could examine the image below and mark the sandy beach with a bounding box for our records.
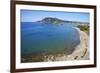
[65,27,89,60]
[44,27,89,61]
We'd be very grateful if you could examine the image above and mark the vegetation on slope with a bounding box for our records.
[77,25,89,34]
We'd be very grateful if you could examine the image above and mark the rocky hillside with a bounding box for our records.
[37,17,89,25]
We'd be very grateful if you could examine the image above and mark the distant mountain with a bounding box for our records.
[37,17,89,25]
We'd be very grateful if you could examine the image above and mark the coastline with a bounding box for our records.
[65,27,89,60]
[43,27,89,61]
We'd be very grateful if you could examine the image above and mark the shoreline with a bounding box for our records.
[43,27,89,61]
[65,27,89,60]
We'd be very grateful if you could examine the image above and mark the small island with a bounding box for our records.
[37,17,89,34]
[37,17,89,25]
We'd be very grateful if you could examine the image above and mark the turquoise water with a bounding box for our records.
[21,22,80,57]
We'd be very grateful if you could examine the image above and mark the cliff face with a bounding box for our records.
[37,17,89,25]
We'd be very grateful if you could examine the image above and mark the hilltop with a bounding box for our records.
[37,17,89,25]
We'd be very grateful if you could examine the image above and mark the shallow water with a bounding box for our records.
[21,22,80,58]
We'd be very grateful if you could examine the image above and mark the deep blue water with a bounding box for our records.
[21,22,80,57]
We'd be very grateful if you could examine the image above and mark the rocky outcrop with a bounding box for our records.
[37,17,89,25]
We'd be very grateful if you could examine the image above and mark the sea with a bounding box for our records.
[21,22,80,58]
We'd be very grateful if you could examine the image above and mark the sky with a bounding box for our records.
[21,10,90,23]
